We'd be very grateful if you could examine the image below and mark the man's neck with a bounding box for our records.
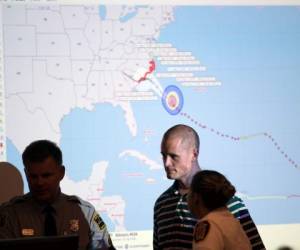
[178,165,201,195]
[178,183,189,195]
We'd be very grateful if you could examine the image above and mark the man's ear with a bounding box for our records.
[192,148,199,161]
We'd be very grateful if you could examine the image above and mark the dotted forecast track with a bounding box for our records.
[181,112,299,170]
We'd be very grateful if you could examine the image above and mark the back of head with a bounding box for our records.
[191,170,236,210]
[162,124,200,153]
[22,140,63,168]
[0,162,24,204]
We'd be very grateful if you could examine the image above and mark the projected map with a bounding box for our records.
[2,3,300,244]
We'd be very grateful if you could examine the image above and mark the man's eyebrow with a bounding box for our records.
[161,152,178,157]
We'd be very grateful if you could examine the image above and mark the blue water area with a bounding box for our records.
[119,7,138,23]
[60,104,133,181]
[155,6,300,225]
[119,6,149,23]
[158,6,300,71]
[99,5,107,20]
[59,102,171,230]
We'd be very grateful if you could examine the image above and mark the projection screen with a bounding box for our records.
[0,0,299,249]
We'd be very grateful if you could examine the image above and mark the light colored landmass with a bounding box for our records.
[119,149,163,170]
[61,161,126,231]
[4,5,174,152]
[4,5,174,232]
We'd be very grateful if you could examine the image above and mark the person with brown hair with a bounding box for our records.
[188,170,251,250]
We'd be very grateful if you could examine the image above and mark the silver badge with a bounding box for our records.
[69,219,79,232]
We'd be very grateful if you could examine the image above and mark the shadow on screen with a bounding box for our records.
[0,235,79,250]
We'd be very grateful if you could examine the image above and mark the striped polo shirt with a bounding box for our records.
[153,181,265,250]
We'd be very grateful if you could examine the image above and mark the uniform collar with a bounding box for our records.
[28,191,64,213]
[201,207,229,221]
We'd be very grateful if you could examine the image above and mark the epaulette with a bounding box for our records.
[194,220,210,242]
[64,194,92,208]
[1,194,30,208]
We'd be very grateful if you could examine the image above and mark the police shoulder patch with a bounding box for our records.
[194,220,210,242]
[93,212,106,231]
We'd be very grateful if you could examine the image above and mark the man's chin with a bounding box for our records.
[33,193,52,203]
[166,173,177,180]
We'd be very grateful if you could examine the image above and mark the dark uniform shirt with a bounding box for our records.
[0,192,114,250]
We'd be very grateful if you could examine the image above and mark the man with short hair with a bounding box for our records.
[153,124,265,250]
[0,140,115,250]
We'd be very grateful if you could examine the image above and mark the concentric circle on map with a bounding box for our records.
[162,85,184,115]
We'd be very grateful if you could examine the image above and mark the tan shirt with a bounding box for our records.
[0,192,114,250]
[193,207,251,250]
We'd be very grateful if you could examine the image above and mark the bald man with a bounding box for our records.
[153,124,265,250]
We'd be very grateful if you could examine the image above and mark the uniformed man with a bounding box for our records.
[0,140,115,250]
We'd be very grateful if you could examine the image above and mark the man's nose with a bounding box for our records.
[36,176,45,186]
[164,155,172,167]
